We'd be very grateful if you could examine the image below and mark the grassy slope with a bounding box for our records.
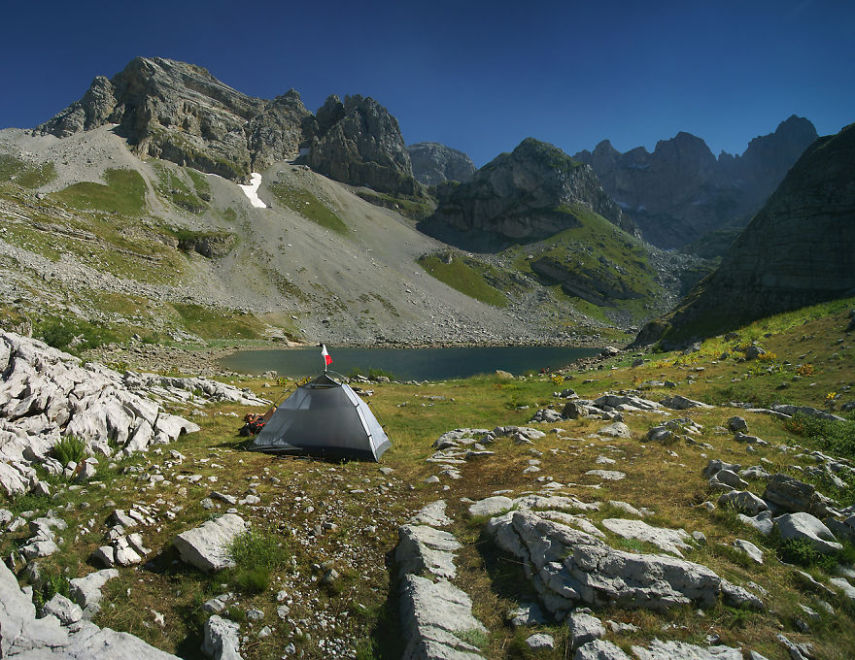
[416,253,511,307]
[2,298,854,658]
[268,182,348,235]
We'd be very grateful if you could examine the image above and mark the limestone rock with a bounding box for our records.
[601,518,693,556]
[396,524,461,580]
[764,473,836,517]
[410,500,453,527]
[774,512,842,554]
[69,568,119,617]
[468,496,513,518]
[42,593,84,625]
[567,610,605,649]
[717,490,768,516]
[632,639,743,659]
[174,514,247,572]
[203,615,243,660]
[575,639,631,660]
[660,395,712,410]
[733,539,764,564]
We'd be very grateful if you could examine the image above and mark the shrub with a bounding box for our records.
[52,436,86,466]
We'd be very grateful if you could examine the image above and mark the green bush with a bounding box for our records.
[52,436,86,466]
[784,413,855,460]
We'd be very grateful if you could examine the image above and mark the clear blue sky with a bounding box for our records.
[2,0,852,166]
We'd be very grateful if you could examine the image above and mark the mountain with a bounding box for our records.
[574,116,818,250]
[420,137,635,250]
[36,57,421,198]
[407,142,476,186]
[634,122,855,347]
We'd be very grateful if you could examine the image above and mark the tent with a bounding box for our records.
[249,373,391,461]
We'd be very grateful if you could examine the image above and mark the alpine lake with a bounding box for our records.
[219,345,601,381]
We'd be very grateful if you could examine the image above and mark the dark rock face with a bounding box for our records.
[422,137,633,249]
[36,57,310,182]
[635,123,855,346]
[574,116,818,249]
[305,95,418,196]
[407,142,476,186]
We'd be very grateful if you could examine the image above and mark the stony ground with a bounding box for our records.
[1,299,854,659]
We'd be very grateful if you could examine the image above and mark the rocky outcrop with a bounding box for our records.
[0,559,177,658]
[407,142,476,186]
[174,513,248,572]
[635,123,855,346]
[305,95,420,196]
[574,116,818,250]
[36,57,309,182]
[422,138,634,249]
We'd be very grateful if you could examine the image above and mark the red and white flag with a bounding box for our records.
[321,344,332,367]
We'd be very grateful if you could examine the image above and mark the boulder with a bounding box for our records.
[660,395,712,410]
[632,639,743,659]
[733,539,764,564]
[42,593,84,625]
[410,500,452,527]
[69,568,119,618]
[507,602,547,628]
[601,518,693,556]
[567,610,605,649]
[174,514,247,572]
[774,512,842,554]
[202,615,243,660]
[468,496,513,518]
[763,473,836,517]
[727,416,749,433]
[575,639,631,660]
[395,524,461,580]
[717,490,768,516]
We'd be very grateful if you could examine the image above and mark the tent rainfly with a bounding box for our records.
[249,373,390,461]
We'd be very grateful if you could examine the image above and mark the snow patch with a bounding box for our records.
[239,173,267,208]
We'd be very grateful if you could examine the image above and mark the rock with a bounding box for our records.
[567,610,605,649]
[42,593,84,625]
[395,524,461,580]
[408,142,476,186]
[507,602,547,628]
[703,459,742,479]
[307,94,419,195]
[69,568,119,617]
[575,639,632,660]
[709,469,749,491]
[585,470,626,481]
[633,639,743,659]
[468,496,513,518]
[526,633,555,651]
[601,518,693,556]
[717,490,768,516]
[246,608,264,622]
[174,514,247,572]
[487,509,763,618]
[410,500,453,527]
[202,615,243,660]
[399,574,486,660]
[733,540,764,564]
[829,576,855,602]
[738,511,774,536]
[660,395,713,410]
[727,417,749,433]
[764,473,836,517]
[774,512,842,554]
[597,422,631,438]
[776,633,814,660]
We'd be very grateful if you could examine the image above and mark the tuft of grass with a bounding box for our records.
[52,169,147,215]
[52,435,86,466]
[269,182,348,234]
[227,529,290,594]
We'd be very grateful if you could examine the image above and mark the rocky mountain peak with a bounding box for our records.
[305,94,418,196]
[407,142,476,186]
[421,137,634,249]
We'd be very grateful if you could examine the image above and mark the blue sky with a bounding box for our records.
[1,0,852,166]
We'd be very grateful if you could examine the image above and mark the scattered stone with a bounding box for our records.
[468,496,513,518]
[728,417,749,433]
[575,639,631,660]
[829,576,855,602]
[585,470,626,481]
[69,568,119,618]
[507,602,547,628]
[633,639,743,659]
[764,473,837,518]
[42,593,83,625]
[718,490,768,516]
[526,633,555,651]
[660,395,712,410]
[410,500,453,527]
[597,422,631,438]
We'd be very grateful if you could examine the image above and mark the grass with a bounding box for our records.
[52,435,86,466]
[170,303,266,340]
[151,161,208,213]
[52,169,147,215]
[269,182,348,234]
[0,154,56,188]
[417,252,509,307]
[35,316,120,354]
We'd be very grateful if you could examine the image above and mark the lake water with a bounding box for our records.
[220,345,600,381]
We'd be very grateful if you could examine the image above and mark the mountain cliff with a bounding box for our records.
[634,123,855,347]
[407,142,476,186]
[574,116,818,250]
[420,137,634,250]
[35,57,420,196]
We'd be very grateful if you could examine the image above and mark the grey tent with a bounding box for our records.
[249,373,390,461]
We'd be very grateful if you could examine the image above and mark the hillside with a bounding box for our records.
[2,297,854,659]
[634,123,855,348]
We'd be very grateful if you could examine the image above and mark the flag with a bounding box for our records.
[321,344,332,368]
